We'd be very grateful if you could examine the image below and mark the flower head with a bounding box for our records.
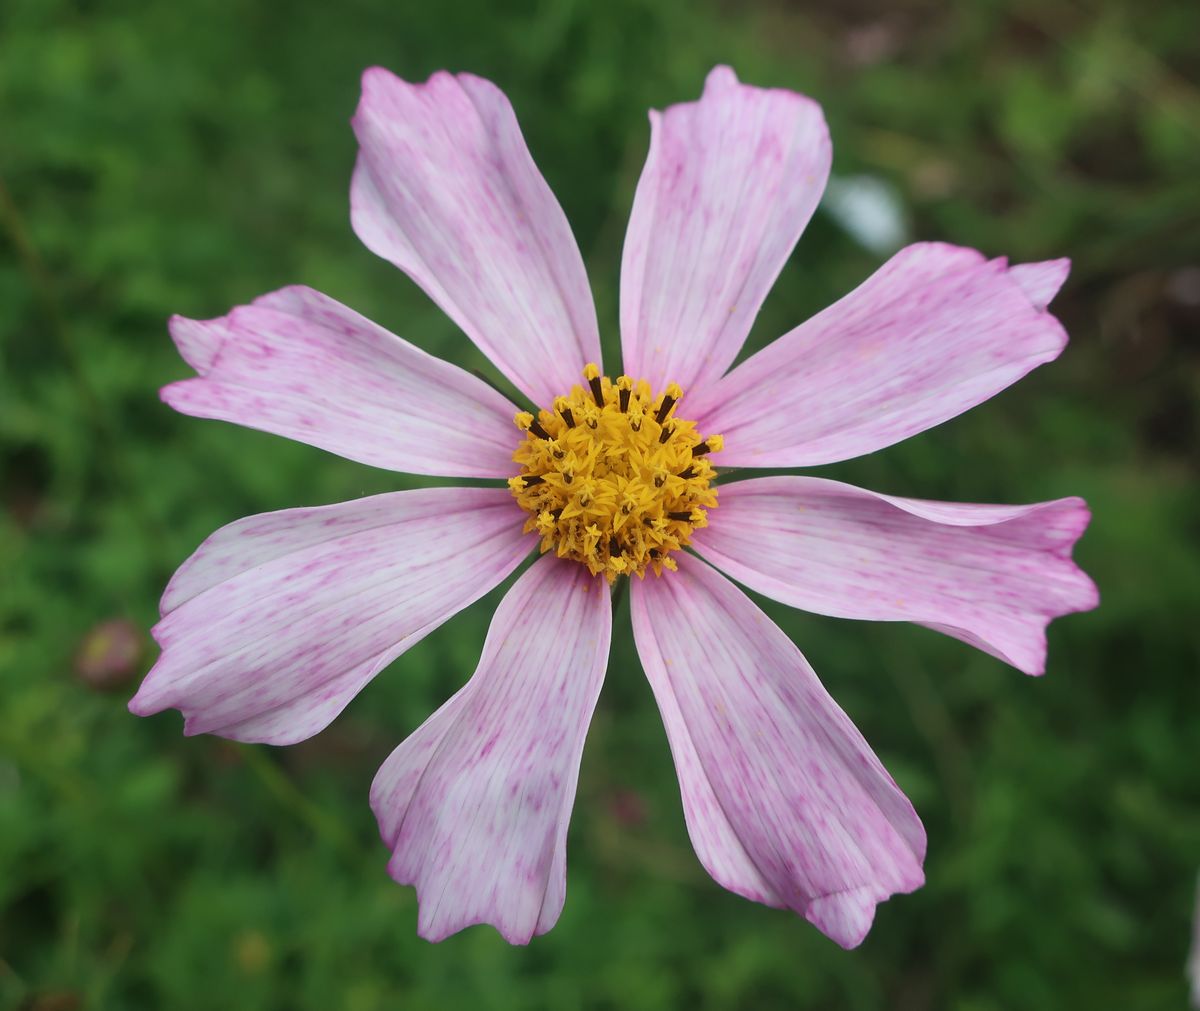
[131,65,1098,948]
[509,365,721,580]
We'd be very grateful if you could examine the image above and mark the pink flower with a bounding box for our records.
[130,65,1098,947]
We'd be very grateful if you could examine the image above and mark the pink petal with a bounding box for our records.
[1008,257,1070,310]
[631,554,925,949]
[130,488,533,744]
[620,66,831,396]
[371,555,610,944]
[162,287,518,478]
[690,243,1071,467]
[350,68,601,407]
[693,477,1098,676]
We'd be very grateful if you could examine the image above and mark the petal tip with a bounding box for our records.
[393,859,542,947]
[1009,257,1072,311]
[158,378,203,415]
[359,64,396,93]
[353,65,403,127]
[805,872,925,949]
[167,314,223,373]
[704,65,740,92]
[415,913,535,947]
[803,888,878,950]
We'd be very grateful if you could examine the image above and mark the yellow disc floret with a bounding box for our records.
[509,364,724,582]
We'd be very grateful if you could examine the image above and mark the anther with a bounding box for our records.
[514,411,552,440]
[655,383,683,424]
[692,441,711,456]
[521,475,546,487]
[609,536,622,556]
[667,511,693,522]
[617,376,633,413]
[584,363,604,407]
[552,397,575,429]
[678,467,696,480]
[658,425,674,444]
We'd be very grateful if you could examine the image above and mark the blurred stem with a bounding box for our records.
[0,175,171,573]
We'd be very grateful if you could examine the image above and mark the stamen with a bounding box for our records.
[654,383,683,424]
[617,375,633,413]
[658,425,674,444]
[692,434,723,456]
[554,397,576,428]
[514,411,553,441]
[584,363,604,407]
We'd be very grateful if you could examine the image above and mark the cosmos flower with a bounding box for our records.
[130,65,1098,947]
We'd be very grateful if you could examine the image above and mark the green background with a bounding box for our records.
[2,0,1199,1007]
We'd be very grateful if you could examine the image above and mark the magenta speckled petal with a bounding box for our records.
[161,286,519,478]
[689,243,1070,467]
[694,477,1098,676]
[620,66,831,397]
[350,68,601,407]
[129,488,533,744]
[631,554,926,949]
[371,555,610,945]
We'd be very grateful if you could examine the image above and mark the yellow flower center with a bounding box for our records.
[509,364,723,583]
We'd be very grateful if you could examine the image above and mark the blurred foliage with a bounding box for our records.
[2,0,1200,1007]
